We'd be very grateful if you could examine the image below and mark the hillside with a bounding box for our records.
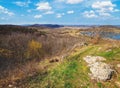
[19,42,120,88]
[0,25,120,88]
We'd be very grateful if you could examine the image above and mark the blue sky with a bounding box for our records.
[0,0,120,25]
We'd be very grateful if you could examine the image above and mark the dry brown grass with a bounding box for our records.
[1,26,119,87]
[0,28,88,87]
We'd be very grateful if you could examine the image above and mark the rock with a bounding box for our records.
[83,56,106,65]
[83,56,114,81]
[49,57,59,63]
[90,62,114,81]
[49,59,59,63]
[8,84,13,88]
[115,81,120,87]
[117,64,120,68]
[80,42,88,46]
[106,49,112,52]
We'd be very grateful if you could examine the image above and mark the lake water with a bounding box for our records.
[81,32,120,40]
[109,34,120,40]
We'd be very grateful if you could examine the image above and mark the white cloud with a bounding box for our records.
[66,0,83,4]
[67,10,74,14]
[36,2,52,11]
[0,5,14,16]
[21,14,24,16]
[57,0,64,2]
[1,17,6,20]
[83,10,97,18]
[92,1,117,16]
[55,0,83,4]
[99,12,111,16]
[114,9,119,12]
[14,0,31,7]
[44,11,54,14]
[34,15,42,19]
[83,1,119,18]
[62,13,65,15]
[56,14,62,18]
[56,13,65,18]
[27,9,32,13]
[92,1,115,10]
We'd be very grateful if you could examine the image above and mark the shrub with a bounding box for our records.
[26,40,42,59]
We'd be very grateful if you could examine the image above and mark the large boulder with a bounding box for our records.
[89,62,114,81]
[83,56,114,81]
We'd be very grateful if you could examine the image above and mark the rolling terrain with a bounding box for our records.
[0,25,120,88]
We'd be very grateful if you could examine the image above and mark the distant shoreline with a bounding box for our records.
[0,24,120,28]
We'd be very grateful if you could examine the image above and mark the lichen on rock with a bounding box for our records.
[83,56,114,81]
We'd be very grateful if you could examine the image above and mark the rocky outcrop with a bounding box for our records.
[83,56,106,65]
[83,56,114,81]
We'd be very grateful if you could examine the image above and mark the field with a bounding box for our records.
[0,25,120,88]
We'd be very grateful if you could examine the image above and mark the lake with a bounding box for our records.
[81,31,120,40]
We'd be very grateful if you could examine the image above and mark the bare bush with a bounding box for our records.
[0,29,86,86]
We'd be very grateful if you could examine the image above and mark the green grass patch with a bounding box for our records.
[97,82,104,88]
[21,45,120,88]
[25,47,94,88]
[97,48,120,61]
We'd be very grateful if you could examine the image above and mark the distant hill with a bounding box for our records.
[0,25,37,34]
[27,24,64,28]
[98,25,120,28]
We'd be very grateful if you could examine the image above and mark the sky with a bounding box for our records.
[0,0,120,25]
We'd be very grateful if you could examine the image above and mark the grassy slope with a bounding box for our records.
[20,43,120,88]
